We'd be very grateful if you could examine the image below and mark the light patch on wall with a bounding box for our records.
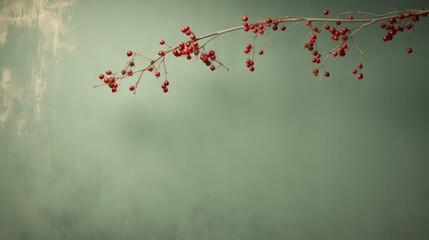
[0,0,77,55]
[0,68,23,127]
[0,0,76,136]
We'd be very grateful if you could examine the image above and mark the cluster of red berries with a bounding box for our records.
[98,72,119,93]
[180,25,196,41]
[305,9,426,80]
[245,58,255,72]
[199,50,218,71]
[309,50,330,78]
[303,33,318,51]
[171,41,198,59]
[166,26,198,59]
[240,16,287,71]
[328,25,349,42]
[333,43,349,57]
[97,23,226,94]
[243,44,256,71]
[159,26,222,72]
[161,80,169,93]
[96,50,146,93]
[242,16,287,33]
[379,11,427,53]
[351,63,364,80]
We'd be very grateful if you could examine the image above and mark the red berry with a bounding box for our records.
[127,70,133,76]
[324,71,330,77]
[348,15,354,20]
[129,85,135,91]
[127,51,133,57]
[99,74,104,80]
[210,65,215,71]
[312,68,319,76]
[129,60,135,66]
[155,71,160,77]
[357,73,363,80]
[111,87,117,93]
[106,70,112,75]
[103,78,109,83]
[159,40,165,45]
[407,47,413,54]
[352,69,357,74]
[249,66,255,72]
[258,50,264,55]
[163,87,168,93]
[147,66,153,72]
[280,26,286,31]
[164,80,169,86]
[358,63,363,69]
[323,10,329,15]
[242,16,248,21]
[265,18,272,23]
[158,50,165,56]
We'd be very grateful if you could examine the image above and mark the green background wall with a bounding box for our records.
[1,0,428,239]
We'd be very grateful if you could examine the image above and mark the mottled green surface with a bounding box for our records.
[1,0,429,239]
